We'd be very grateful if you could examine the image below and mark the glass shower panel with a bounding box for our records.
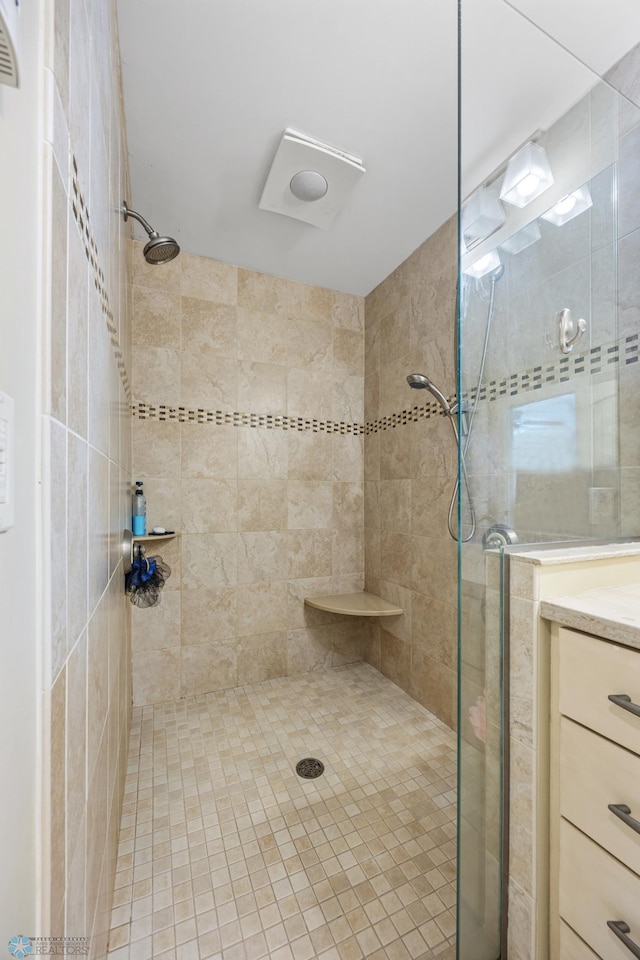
[457,3,640,955]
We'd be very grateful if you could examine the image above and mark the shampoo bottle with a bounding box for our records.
[132,481,147,536]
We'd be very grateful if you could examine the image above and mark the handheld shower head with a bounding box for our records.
[122,201,180,265]
[406,373,452,414]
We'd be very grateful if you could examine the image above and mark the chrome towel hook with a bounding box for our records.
[558,307,587,354]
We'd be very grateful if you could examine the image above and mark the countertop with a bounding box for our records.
[541,582,640,649]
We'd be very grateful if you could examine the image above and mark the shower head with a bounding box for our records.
[406,373,452,414]
[488,263,505,282]
[122,201,180,265]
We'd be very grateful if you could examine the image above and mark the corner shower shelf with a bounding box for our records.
[304,592,403,617]
[132,532,179,545]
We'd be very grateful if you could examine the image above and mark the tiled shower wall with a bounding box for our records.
[41,2,132,956]
[363,219,459,729]
[130,253,369,705]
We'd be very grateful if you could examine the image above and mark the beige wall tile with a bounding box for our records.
[379,480,411,534]
[182,533,237,590]
[238,268,291,313]
[50,161,68,423]
[133,649,181,705]
[67,433,88,647]
[379,629,411,691]
[181,641,237,696]
[238,479,287,532]
[181,478,237,533]
[132,345,180,406]
[237,308,289,364]
[332,292,364,332]
[379,427,411,480]
[238,360,287,415]
[288,530,332,579]
[237,632,287,685]
[332,374,364,422]
[49,667,67,929]
[132,286,181,347]
[288,432,333,481]
[287,317,333,370]
[287,367,332,420]
[66,631,87,859]
[238,427,288,480]
[411,592,456,670]
[180,253,237,304]
[288,481,333,530]
[333,329,364,377]
[332,435,363,482]
[131,590,181,653]
[411,652,455,728]
[133,419,181,479]
[237,581,289,635]
[286,627,333,675]
[139,477,181,533]
[332,529,363,577]
[181,423,237,479]
[180,351,237,411]
[237,531,288,583]
[181,587,237,645]
[67,223,88,437]
[181,296,237,360]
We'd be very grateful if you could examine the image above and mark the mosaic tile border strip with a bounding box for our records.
[132,334,638,435]
[70,156,131,401]
[131,403,366,434]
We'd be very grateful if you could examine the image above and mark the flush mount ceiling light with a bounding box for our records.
[289,170,328,202]
[259,128,366,229]
[500,141,554,208]
[541,186,593,226]
[463,249,502,279]
[499,221,541,255]
[462,185,506,248]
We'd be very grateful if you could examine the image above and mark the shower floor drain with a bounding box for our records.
[296,758,324,779]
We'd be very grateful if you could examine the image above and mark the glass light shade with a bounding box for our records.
[500,141,554,208]
[463,249,501,279]
[499,221,541,255]
[541,186,593,226]
[462,186,506,247]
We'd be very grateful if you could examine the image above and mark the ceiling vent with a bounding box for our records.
[0,0,19,88]
[259,128,366,229]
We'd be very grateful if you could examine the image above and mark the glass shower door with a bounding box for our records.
[457,3,640,956]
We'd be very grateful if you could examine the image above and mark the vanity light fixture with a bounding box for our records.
[500,141,554,208]
[463,249,502,279]
[499,221,541,255]
[462,185,506,248]
[541,186,593,226]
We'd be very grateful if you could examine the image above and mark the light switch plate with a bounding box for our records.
[0,390,14,532]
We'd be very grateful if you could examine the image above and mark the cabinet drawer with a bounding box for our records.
[558,627,640,753]
[560,819,640,959]
[560,717,640,875]
[560,920,600,959]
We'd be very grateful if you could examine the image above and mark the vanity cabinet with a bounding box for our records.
[550,625,640,959]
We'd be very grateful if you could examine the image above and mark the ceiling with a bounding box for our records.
[117,0,640,297]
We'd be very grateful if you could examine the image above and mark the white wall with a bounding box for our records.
[0,0,42,939]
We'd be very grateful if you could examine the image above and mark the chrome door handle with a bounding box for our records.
[608,804,640,835]
[607,921,640,958]
[558,307,587,354]
[608,694,640,718]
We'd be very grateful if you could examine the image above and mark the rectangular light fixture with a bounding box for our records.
[462,185,506,248]
[500,141,554,208]
[463,249,502,279]
[500,222,541,255]
[541,186,592,226]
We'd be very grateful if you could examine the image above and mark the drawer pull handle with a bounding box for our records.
[608,694,640,718]
[607,921,640,958]
[608,803,640,835]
